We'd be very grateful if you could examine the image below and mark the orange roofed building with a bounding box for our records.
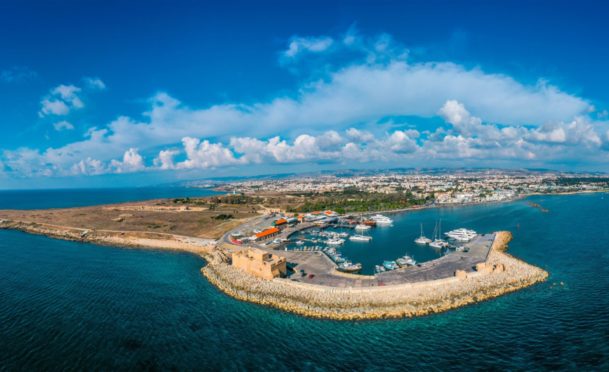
[254,227,280,241]
[231,248,287,280]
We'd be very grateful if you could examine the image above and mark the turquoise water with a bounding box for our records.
[2,191,609,369]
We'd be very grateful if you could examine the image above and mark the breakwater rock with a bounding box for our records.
[202,231,548,320]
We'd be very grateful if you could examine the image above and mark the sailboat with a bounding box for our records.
[429,220,449,249]
[414,223,432,245]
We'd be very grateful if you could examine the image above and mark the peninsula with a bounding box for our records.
[0,173,558,320]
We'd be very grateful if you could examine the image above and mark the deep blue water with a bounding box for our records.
[2,191,609,370]
[0,187,220,209]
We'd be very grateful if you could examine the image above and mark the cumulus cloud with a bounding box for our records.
[110,148,145,173]
[39,84,84,117]
[53,120,75,131]
[39,78,106,117]
[83,77,106,90]
[2,30,607,178]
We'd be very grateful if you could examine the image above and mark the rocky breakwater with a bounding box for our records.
[202,231,548,320]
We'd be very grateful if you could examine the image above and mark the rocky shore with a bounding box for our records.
[202,231,548,320]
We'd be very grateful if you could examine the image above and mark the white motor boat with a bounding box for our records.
[349,234,372,242]
[355,224,372,231]
[370,214,393,226]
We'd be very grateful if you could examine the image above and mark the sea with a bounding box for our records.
[1,189,609,370]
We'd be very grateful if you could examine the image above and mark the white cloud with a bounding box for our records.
[176,137,239,169]
[39,84,83,117]
[283,36,334,59]
[3,30,607,178]
[39,78,106,118]
[110,148,145,173]
[153,149,179,170]
[83,77,106,90]
[71,157,107,176]
[53,120,75,131]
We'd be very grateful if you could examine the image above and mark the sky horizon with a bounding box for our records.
[2,0,609,189]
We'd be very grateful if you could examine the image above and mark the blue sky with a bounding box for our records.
[1,0,609,189]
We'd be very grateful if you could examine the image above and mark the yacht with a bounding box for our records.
[414,223,432,245]
[445,228,477,242]
[355,224,372,231]
[349,234,372,242]
[370,214,393,226]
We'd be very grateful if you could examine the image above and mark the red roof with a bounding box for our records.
[275,218,287,225]
[255,227,280,239]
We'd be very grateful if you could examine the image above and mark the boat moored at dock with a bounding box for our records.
[370,214,393,226]
[349,234,372,242]
[414,223,432,245]
[445,228,477,242]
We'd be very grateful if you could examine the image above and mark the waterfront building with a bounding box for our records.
[231,248,287,280]
[254,227,280,241]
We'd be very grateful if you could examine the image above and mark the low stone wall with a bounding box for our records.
[201,231,548,320]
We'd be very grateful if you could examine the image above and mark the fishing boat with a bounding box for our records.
[349,234,372,242]
[414,223,432,245]
[337,261,362,273]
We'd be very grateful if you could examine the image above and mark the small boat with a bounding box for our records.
[363,219,377,227]
[295,240,304,246]
[429,220,448,248]
[375,265,386,273]
[355,224,372,231]
[404,256,416,266]
[382,260,399,271]
[414,223,432,245]
[326,238,345,245]
[396,258,408,267]
[337,261,362,273]
[349,234,372,242]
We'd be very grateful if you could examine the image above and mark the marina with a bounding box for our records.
[273,213,481,275]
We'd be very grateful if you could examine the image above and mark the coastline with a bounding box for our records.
[0,192,558,320]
